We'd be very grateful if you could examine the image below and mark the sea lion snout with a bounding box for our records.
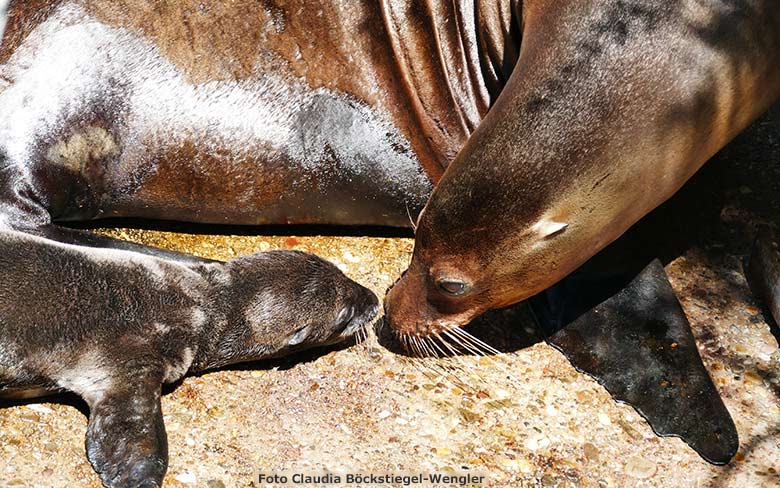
[323,280,380,343]
[347,288,381,330]
[384,264,483,341]
[207,250,380,361]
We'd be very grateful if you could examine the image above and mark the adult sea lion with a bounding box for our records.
[0,230,379,488]
[381,0,779,463]
[385,0,780,336]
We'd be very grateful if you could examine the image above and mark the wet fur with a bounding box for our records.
[0,0,522,228]
[0,230,378,488]
[386,0,780,336]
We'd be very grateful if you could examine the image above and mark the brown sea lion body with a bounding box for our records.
[0,0,523,228]
[385,0,780,336]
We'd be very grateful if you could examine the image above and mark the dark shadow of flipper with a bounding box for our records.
[745,225,780,344]
[85,376,168,488]
[544,259,738,464]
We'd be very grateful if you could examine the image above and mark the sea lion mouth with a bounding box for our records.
[337,302,380,343]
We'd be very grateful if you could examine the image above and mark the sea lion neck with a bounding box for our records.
[186,263,234,372]
[381,0,523,173]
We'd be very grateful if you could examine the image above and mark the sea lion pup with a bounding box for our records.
[0,230,379,488]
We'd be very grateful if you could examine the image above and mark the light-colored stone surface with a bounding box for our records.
[0,227,777,488]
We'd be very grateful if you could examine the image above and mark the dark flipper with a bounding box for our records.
[0,148,215,265]
[746,225,780,341]
[543,259,738,464]
[85,377,168,488]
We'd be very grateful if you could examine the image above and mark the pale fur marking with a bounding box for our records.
[153,322,170,334]
[56,350,114,406]
[190,308,207,330]
[162,347,193,384]
[45,126,119,172]
[534,220,569,238]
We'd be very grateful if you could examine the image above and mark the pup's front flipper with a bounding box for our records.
[84,375,167,488]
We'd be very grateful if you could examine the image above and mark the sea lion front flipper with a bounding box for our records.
[545,259,739,465]
[84,376,168,488]
[0,147,214,266]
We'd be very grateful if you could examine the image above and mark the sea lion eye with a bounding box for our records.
[437,280,468,296]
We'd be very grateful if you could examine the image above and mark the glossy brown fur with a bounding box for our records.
[0,0,523,228]
[0,0,63,64]
[386,0,780,336]
[82,0,444,176]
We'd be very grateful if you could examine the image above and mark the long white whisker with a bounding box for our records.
[451,328,524,384]
[412,336,426,358]
[431,334,450,358]
[401,334,415,356]
[420,337,440,360]
[405,202,417,231]
[452,327,503,356]
[435,333,490,389]
[441,329,484,357]
[412,336,472,389]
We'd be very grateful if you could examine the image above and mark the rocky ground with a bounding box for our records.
[0,109,778,488]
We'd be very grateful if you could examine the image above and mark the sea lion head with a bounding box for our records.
[384,92,639,340]
[385,0,780,341]
[224,250,379,357]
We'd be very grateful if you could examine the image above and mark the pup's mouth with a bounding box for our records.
[334,302,380,341]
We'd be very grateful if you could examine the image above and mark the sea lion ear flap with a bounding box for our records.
[534,220,569,238]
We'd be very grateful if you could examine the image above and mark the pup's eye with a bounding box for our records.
[437,280,468,296]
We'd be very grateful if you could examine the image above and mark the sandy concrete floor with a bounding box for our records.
[0,226,778,488]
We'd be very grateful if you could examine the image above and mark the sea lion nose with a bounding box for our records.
[385,269,432,337]
[341,283,379,334]
[356,283,379,315]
